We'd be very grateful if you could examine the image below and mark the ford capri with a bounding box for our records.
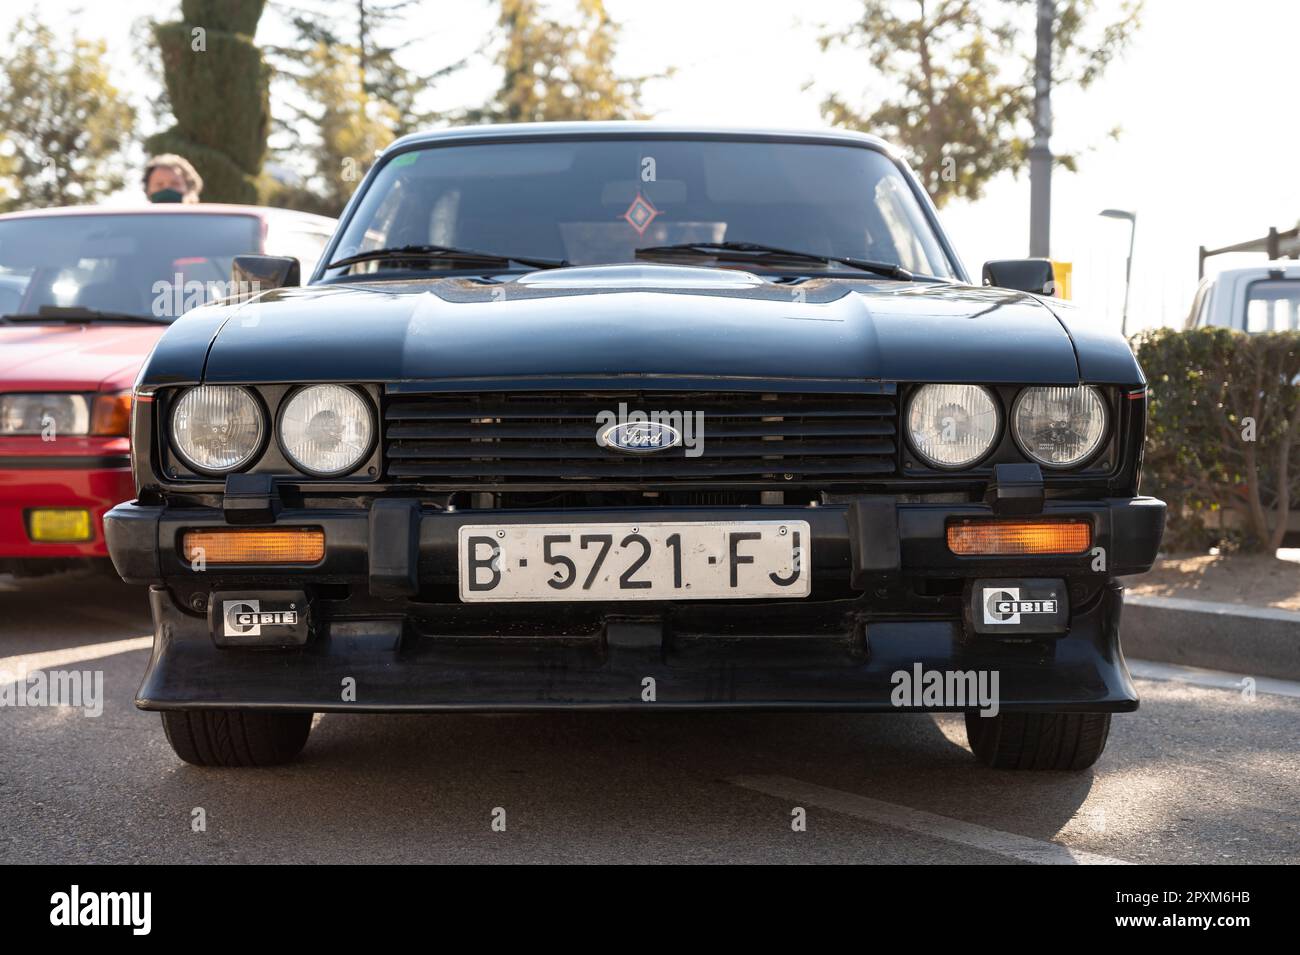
[104,124,1165,769]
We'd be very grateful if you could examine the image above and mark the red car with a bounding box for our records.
[0,204,335,575]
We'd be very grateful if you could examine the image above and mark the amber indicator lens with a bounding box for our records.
[181,528,325,565]
[91,392,133,436]
[947,519,1091,556]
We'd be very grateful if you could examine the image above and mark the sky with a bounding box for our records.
[2,0,1295,333]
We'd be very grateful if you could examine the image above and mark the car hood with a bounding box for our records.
[179,264,1139,390]
[0,322,166,392]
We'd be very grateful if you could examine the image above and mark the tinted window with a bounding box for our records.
[328,139,956,279]
[0,213,261,320]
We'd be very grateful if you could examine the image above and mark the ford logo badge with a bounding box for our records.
[601,421,682,454]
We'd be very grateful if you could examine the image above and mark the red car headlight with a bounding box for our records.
[0,393,90,436]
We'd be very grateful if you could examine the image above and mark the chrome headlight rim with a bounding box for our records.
[275,384,377,478]
[1010,384,1110,470]
[904,383,1003,471]
[169,385,268,476]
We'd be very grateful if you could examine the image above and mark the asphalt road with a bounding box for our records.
[2,569,1297,864]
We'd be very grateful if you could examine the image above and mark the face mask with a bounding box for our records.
[148,188,184,204]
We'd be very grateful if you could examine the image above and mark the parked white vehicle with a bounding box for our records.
[1186,261,1300,332]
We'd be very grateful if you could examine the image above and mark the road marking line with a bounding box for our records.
[1128,658,1300,699]
[0,636,152,677]
[730,774,1130,865]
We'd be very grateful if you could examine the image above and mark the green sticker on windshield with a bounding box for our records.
[391,152,419,167]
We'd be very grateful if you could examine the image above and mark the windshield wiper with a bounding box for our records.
[634,241,924,281]
[326,244,569,272]
[0,306,167,325]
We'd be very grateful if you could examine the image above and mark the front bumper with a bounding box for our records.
[0,456,133,559]
[106,496,1165,713]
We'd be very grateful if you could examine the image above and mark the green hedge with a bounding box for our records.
[1134,327,1300,551]
[181,0,265,37]
[147,0,268,203]
[154,22,270,174]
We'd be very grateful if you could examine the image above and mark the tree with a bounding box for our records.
[818,0,1142,206]
[264,0,468,214]
[469,0,654,123]
[277,41,403,214]
[0,16,135,211]
[146,0,271,204]
[272,0,466,136]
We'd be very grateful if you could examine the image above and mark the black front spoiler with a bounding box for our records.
[134,583,1139,713]
[109,495,1162,713]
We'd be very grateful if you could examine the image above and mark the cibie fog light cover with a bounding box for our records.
[907,384,1000,469]
[170,386,265,474]
[278,385,374,476]
[1012,385,1108,468]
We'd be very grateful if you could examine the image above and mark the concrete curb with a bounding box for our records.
[1122,594,1300,681]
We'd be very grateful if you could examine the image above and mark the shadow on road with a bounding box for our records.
[145,707,1100,854]
[0,569,153,649]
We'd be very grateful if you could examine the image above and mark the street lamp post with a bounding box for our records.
[1100,209,1137,337]
[1029,0,1055,258]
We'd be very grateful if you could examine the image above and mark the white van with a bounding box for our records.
[1186,261,1300,332]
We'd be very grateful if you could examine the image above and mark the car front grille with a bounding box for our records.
[383,391,898,488]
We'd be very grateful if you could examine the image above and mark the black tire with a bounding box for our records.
[964,711,1111,770]
[160,710,313,767]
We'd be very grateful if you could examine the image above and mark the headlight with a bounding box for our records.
[906,384,1001,469]
[1,394,89,436]
[1012,385,1108,468]
[170,386,265,474]
[278,385,374,476]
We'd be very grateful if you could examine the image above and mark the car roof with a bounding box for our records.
[0,203,336,229]
[1206,261,1300,283]
[386,121,897,156]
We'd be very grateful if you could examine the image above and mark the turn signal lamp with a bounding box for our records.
[91,393,133,436]
[947,519,1091,556]
[181,528,325,565]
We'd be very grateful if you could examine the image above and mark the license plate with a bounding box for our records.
[458,521,811,602]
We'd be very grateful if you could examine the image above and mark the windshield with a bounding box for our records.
[326,138,958,279]
[0,212,261,321]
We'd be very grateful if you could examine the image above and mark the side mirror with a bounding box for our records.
[982,258,1057,296]
[231,254,301,298]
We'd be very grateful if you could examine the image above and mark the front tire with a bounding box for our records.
[161,710,313,767]
[965,711,1111,770]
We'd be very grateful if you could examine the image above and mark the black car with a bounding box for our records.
[105,123,1165,770]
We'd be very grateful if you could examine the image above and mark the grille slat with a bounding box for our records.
[387,458,897,478]
[386,420,897,439]
[383,391,898,487]
[387,438,895,459]
[385,396,896,421]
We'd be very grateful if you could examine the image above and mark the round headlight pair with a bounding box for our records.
[170,385,373,477]
[906,384,1106,470]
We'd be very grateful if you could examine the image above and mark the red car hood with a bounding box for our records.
[0,323,166,392]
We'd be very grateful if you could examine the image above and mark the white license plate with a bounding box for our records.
[458,521,811,602]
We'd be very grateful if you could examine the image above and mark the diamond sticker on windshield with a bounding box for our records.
[622,193,659,235]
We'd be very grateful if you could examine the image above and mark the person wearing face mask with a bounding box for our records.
[142,154,203,204]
